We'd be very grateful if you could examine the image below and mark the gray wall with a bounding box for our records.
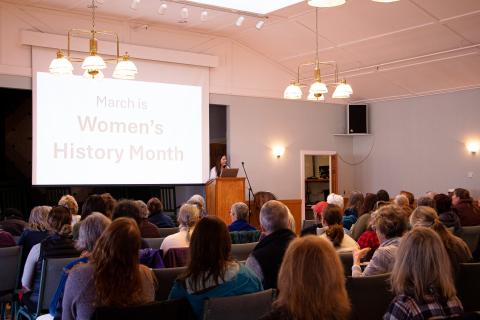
[353,88,480,198]
[210,94,354,199]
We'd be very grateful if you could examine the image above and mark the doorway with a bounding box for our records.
[300,151,338,220]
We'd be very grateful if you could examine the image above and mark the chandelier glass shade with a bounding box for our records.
[284,82,303,99]
[113,53,138,80]
[49,50,74,75]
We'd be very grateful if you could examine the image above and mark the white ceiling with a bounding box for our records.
[10,0,480,102]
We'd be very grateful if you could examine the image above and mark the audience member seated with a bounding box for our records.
[160,203,200,254]
[416,196,436,209]
[228,202,256,232]
[18,206,51,273]
[112,199,154,242]
[58,195,80,226]
[384,228,464,319]
[147,197,174,228]
[73,194,108,239]
[187,194,207,218]
[0,208,27,236]
[410,206,472,274]
[425,190,437,199]
[37,213,111,320]
[327,193,344,209]
[136,200,161,238]
[21,206,80,313]
[246,200,296,289]
[259,236,350,320]
[356,214,380,257]
[393,194,412,217]
[0,230,16,247]
[343,191,364,230]
[62,218,155,320]
[169,216,262,319]
[451,188,480,226]
[352,205,407,277]
[320,204,359,253]
[434,193,461,229]
[301,201,327,237]
[351,193,378,240]
[399,190,415,210]
[100,193,117,219]
[376,189,390,202]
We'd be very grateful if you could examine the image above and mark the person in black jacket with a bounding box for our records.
[147,197,174,228]
[245,200,296,289]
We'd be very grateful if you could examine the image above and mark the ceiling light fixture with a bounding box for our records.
[181,7,189,19]
[235,16,245,27]
[200,10,208,21]
[283,8,352,100]
[255,20,265,30]
[158,2,167,14]
[49,0,137,80]
[308,0,346,8]
[130,0,141,10]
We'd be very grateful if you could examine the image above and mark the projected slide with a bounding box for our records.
[33,72,204,185]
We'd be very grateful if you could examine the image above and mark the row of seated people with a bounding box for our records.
[1,187,479,319]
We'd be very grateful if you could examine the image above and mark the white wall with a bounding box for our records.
[353,88,480,198]
[211,94,354,199]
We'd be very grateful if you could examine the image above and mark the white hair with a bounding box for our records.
[327,193,344,210]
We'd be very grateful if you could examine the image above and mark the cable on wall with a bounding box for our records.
[337,135,375,166]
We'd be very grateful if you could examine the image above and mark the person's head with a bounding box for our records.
[322,204,344,247]
[362,193,378,214]
[112,200,142,227]
[27,206,51,232]
[91,217,144,307]
[425,191,437,199]
[48,205,72,236]
[177,203,200,242]
[58,195,79,216]
[372,205,408,242]
[391,227,456,301]
[147,197,163,214]
[312,201,328,222]
[81,194,107,220]
[376,189,390,202]
[399,191,415,208]
[348,191,364,214]
[416,196,436,209]
[275,236,350,320]
[100,193,116,218]
[393,194,409,207]
[326,193,344,210]
[135,200,149,219]
[286,208,296,233]
[452,188,470,206]
[76,212,111,252]
[230,202,249,223]
[187,194,206,217]
[259,200,290,234]
[434,194,452,214]
[182,216,233,292]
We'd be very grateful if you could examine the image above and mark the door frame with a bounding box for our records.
[300,150,337,221]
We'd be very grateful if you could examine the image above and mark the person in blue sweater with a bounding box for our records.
[169,216,262,319]
[227,202,256,232]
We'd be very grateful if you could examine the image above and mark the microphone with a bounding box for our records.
[241,161,245,165]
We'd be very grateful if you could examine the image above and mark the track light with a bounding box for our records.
[158,2,167,15]
[181,7,189,19]
[255,20,265,30]
[130,0,140,10]
[235,16,245,27]
[200,10,208,21]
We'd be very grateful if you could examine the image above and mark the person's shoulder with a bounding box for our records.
[69,262,93,279]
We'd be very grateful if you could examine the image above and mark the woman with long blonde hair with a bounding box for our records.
[384,227,463,319]
[260,236,351,320]
[160,203,200,253]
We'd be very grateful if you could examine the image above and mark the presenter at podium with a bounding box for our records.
[209,154,229,179]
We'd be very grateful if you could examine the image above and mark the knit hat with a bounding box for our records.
[312,201,328,220]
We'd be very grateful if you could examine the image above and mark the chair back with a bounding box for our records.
[37,257,79,314]
[346,273,393,320]
[91,299,195,320]
[456,262,480,312]
[0,246,22,292]
[163,247,190,268]
[157,227,179,238]
[13,236,20,244]
[338,251,354,278]
[153,267,187,301]
[302,219,317,230]
[203,289,276,320]
[231,242,258,261]
[230,231,261,244]
[455,226,480,253]
[143,237,165,249]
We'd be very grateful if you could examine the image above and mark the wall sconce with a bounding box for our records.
[466,141,480,155]
[273,146,285,159]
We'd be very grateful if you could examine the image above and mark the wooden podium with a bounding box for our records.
[205,177,245,225]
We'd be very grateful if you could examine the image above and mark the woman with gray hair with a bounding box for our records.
[38,213,111,320]
[187,194,207,218]
[135,200,161,238]
[160,204,200,254]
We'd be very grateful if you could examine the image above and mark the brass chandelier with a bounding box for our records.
[49,0,137,80]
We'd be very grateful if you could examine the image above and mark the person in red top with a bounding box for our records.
[356,214,380,258]
[451,188,480,226]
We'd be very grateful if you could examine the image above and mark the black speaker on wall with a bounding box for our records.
[347,104,368,134]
